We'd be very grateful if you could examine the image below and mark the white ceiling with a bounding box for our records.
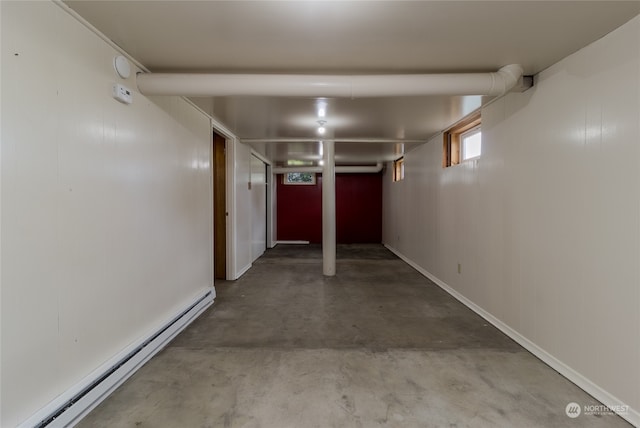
[65,0,640,166]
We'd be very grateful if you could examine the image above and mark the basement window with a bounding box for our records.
[393,157,404,182]
[283,172,316,185]
[443,111,481,167]
[461,126,482,161]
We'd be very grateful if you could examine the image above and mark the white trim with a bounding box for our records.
[226,138,237,280]
[275,240,310,245]
[236,263,252,279]
[250,149,272,166]
[209,117,236,144]
[209,122,215,287]
[383,244,638,427]
[269,168,278,249]
[19,289,215,428]
[52,1,147,73]
[266,164,274,248]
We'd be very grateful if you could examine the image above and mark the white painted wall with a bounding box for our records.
[250,155,267,262]
[383,15,640,423]
[1,2,213,426]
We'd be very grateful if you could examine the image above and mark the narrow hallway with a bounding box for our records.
[79,245,629,427]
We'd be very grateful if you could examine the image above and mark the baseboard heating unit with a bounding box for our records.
[21,290,215,428]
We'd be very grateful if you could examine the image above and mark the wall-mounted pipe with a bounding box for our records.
[137,65,526,98]
[335,164,384,173]
[244,138,428,144]
[272,163,382,174]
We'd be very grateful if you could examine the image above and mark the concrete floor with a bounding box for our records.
[78,244,630,427]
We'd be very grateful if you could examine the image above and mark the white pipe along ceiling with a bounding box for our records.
[272,163,383,174]
[136,64,526,97]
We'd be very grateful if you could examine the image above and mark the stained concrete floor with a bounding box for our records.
[78,244,630,427]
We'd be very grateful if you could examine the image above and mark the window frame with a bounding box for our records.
[393,157,405,182]
[443,111,481,168]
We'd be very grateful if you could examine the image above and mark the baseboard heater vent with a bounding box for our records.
[27,291,214,428]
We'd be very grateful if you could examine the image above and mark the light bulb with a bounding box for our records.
[317,119,327,135]
[316,99,327,118]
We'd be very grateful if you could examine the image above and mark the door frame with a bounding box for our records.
[209,122,236,281]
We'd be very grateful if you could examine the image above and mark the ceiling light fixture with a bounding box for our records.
[316,99,327,118]
[317,120,326,135]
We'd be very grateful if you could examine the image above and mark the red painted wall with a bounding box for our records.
[276,173,382,243]
[335,173,382,243]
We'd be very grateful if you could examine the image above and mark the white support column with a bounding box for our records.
[322,140,336,276]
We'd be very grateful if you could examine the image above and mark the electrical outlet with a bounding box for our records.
[457,263,462,274]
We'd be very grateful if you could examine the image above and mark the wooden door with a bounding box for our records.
[213,132,226,279]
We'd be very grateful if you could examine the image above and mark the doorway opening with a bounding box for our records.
[213,131,226,280]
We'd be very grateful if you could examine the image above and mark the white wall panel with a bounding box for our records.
[383,15,640,422]
[1,2,213,425]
